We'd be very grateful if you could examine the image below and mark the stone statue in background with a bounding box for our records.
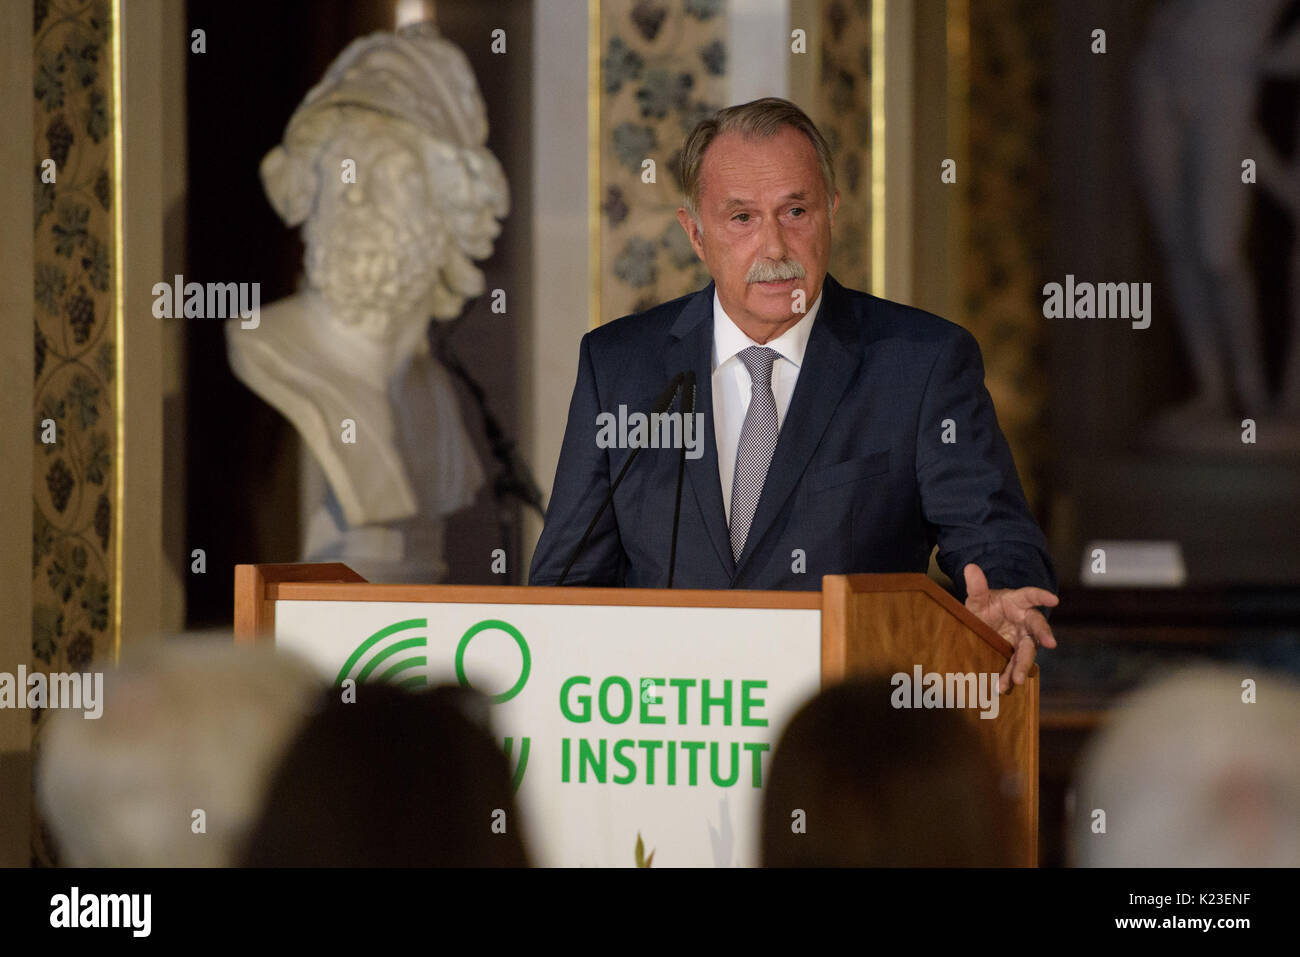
[225,22,509,582]
[1256,8,1300,418]
[1134,0,1299,447]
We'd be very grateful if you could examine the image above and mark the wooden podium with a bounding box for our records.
[235,563,1038,866]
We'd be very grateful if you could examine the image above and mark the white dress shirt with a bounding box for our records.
[712,288,823,524]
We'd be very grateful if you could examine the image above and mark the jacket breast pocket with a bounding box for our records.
[808,449,891,492]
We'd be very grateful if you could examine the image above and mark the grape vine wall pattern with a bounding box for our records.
[31,0,117,865]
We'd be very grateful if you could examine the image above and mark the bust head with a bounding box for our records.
[260,23,508,348]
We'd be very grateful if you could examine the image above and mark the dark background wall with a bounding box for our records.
[1045,0,1300,586]
[1036,0,1300,864]
[184,0,533,626]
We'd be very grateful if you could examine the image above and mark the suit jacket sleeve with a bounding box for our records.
[528,332,628,586]
[915,327,1058,616]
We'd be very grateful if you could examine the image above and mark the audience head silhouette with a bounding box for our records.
[241,682,528,867]
[762,676,1011,867]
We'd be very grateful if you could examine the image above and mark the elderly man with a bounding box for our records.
[530,98,1057,692]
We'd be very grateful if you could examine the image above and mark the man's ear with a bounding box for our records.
[676,207,706,261]
[829,190,840,227]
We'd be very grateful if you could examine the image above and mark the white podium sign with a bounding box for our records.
[273,599,821,867]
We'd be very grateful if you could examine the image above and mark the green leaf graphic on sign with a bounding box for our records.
[635,831,655,868]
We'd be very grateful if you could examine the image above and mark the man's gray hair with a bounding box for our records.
[680,97,836,227]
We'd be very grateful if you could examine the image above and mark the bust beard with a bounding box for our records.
[299,201,488,339]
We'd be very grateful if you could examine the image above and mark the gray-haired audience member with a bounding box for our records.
[1072,665,1300,867]
[36,638,324,866]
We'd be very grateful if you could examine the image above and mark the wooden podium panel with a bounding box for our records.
[233,562,367,642]
[823,574,1038,866]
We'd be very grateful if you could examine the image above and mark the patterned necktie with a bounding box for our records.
[730,346,780,562]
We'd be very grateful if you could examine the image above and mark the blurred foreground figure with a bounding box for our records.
[37,639,324,866]
[761,676,1011,867]
[240,683,528,867]
[1072,665,1300,867]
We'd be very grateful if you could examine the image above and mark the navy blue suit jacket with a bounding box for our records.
[529,274,1057,604]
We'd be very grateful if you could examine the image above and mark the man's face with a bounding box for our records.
[677,126,838,344]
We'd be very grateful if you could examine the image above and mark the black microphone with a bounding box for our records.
[556,372,687,585]
[666,371,696,588]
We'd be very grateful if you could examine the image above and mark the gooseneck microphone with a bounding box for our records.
[556,372,688,585]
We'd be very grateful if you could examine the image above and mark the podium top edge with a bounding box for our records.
[265,581,825,610]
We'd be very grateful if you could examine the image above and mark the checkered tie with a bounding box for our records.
[730,346,780,562]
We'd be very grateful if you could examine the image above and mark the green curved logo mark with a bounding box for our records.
[502,735,530,795]
[456,619,531,792]
[455,618,531,703]
[338,617,532,791]
[336,618,428,689]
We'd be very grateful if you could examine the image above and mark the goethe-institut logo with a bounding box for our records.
[335,617,532,790]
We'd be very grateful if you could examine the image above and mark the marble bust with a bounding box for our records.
[225,22,509,581]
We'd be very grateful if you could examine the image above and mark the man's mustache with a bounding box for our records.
[747,260,807,283]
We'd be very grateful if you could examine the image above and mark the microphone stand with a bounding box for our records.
[429,306,545,586]
[556,372,686,585]
[667,371,696,588]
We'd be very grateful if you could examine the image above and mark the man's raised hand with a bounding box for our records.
[962,563,1059,694]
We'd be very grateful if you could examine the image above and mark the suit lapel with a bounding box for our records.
[665,282,735,579]
[734,274,862,576]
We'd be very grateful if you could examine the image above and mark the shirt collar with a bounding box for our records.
[712,285,822,371]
